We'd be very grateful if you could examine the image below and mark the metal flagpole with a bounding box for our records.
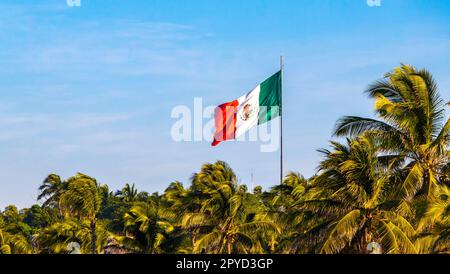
[280,55,284,185]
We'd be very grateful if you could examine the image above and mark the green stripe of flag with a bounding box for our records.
[258,70,281,125]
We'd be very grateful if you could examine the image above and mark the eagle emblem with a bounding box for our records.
[240,103,254,121]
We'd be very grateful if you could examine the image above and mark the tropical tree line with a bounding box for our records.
[0,64,449,254]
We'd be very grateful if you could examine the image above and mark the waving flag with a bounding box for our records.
[212,71,282,146]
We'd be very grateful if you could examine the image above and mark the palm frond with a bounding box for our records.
[320,210,363,254]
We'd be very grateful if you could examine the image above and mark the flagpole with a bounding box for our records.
[280,55,284,185]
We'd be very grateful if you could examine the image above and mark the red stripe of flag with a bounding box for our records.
[211,100,239,146]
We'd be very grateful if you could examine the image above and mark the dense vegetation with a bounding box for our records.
[1,65,449,254]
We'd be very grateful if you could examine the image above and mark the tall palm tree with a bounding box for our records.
[37,174,66,210]
[161,181,203,252]
[259,172,311,254]
[180,161,238,251]
[59,173,101,254]
[118,197,174,254]
[294,136,417,254]
[183,161,279,254]
[334,65,449,200]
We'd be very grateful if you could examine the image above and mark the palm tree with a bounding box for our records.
[294,136,417,254]
[162,181,190,212]
[255,172,311,254]
[116,183,139,203]
[0,228,32,254]
[334,64,449,200]
[37,174,66,210]
[37,218,80,253]
[270,172,309,210]
[161,181,203,252]
[75,220,110,254]
[416,185,450,253]
[59,173,101,254]
[36,218,109,254]
[0,205,34,254]
[118,197,174,254]
[0,229,10,254]
[183,161,279,254]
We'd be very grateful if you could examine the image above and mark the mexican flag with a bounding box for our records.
[212,71,282,146]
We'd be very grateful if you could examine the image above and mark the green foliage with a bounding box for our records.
[1,64,448,254]
[117,197,175,254]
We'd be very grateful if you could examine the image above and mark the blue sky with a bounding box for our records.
[0,0,449,208]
